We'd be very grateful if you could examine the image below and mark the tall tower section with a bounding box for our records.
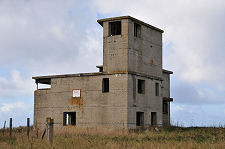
[97,16,163,77]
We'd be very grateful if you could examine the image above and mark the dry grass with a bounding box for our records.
[0,126,225,149]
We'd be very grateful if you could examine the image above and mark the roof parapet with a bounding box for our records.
[97,16,164,33]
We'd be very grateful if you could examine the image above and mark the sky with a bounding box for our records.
[0,0,225,127]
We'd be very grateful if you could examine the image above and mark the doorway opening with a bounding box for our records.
[151,112,157,125]
[136,112,144,126]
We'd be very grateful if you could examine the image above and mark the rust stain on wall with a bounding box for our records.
[69,97,83,106]
[69,97,84,119]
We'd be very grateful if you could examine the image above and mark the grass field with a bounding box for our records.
[0,126,224,149]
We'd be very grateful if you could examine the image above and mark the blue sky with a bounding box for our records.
[0,0,225,127]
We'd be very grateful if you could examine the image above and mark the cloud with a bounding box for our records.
[173,105,185,111]
[0,70,34,98]
[171,78,225,105]
[0,102,27,112]
[0,102,33,126]
[0,0,102,76]
[171,103,225,127]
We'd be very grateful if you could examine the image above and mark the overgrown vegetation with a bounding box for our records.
[0,126,224,149]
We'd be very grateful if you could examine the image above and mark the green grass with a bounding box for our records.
[0,126,224,149]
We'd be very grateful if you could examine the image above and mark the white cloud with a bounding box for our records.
[0,102,33,126]
[171,103,225,126]
[0,0,101,76]
[173,105,185,111]
[0,70,34,97]
[0,102,27,112]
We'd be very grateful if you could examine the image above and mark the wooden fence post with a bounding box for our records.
[9,118,12,137]
[3,121,6,136]
[27,118,30,138]
[46,118,54,144]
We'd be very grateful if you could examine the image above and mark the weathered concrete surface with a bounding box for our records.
[33,16,173,129]
[128,19,163,77]
[34,74,128,129]
[127,74,163,128]
[162,71,172,125]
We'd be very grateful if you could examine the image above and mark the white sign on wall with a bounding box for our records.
[72,89,81,98]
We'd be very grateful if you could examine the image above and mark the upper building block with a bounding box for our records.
[97,16,164,77]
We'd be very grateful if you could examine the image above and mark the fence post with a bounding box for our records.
[9,118,12,137]
[46,118,54,144]
[3,121,6,136]
[27,118,30,138]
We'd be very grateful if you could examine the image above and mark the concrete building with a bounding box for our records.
[33,16,173,129]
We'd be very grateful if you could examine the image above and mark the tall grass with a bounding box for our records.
[0,126,224,149]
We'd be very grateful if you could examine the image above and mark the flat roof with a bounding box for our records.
[33,71,164,84]
[97,16,164,33]
[33,72,103,80]
[33,72,103,85]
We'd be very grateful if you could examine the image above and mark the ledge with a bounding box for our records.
[163,69,173,74]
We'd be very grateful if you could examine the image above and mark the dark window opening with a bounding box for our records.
[151,112,157,125]
[63,112,76,126]
[102,78,109,92]
[109,21,121,36]
[155,82,159,96]
[163,101,168,114]
[134,23,141,38]
[138,79,145,94]
[136,112,144,126]
[99,67,103,72]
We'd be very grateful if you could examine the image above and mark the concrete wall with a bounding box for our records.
[102,18,162,78]
[34,72,170,129]
[128,19,162,77]
[127,74,163,129]
[103,19,129,73]
[34,74,128,129]
[162,72,171,125]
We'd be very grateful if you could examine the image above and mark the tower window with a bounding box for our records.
[102,78,109,92]
[134,23,141,38]
[109,21,121,36]
[138,79,145,94]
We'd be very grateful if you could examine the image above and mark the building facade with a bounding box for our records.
[33,16,173,129]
